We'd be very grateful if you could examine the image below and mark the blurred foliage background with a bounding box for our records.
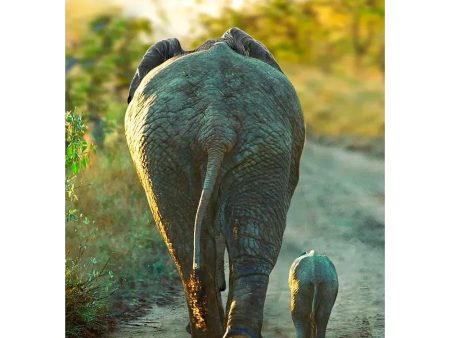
[65,0,384,335]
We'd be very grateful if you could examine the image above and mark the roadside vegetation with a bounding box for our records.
[192,0,384,155]
[65,12,180,336]
[65,110,178,337]
[65,110,112,337]
[286,65,384,157]
[66,0,384,336]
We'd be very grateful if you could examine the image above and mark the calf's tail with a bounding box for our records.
[310,283,319,337]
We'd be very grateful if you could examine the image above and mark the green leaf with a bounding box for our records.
[71,162,79,175]
[82,140,88,151]
[66,144,74,158]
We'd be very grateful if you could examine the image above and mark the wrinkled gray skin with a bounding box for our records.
[125,27,305,338]
[288,251,338,338]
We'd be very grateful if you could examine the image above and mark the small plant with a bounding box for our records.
[65,110,96,222]
[66,110,95,174]
[66,249,116,337]
[66,110,116,337]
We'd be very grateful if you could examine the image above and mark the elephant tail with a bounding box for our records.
[189,145,225,330]
[310,283,319,337]
[193,146,224,270]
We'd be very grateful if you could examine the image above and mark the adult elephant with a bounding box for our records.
[125,27,305,338]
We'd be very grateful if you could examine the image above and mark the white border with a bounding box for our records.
[2,0,450,337]
[0,0,65,336]
[386,1,450,337]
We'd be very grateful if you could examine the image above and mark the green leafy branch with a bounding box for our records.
[65,110,96,175]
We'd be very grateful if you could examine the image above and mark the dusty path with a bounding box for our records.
[109,141,384,338]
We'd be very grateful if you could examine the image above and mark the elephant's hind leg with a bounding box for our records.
[291,282,314,338]
[315,282,338,338]
[185,231,226,335]
[221,158,291,337]
[143,157,224,337]
[200,225,226,330]
[216,233,227,292]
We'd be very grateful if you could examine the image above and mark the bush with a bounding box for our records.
[65,111,179,337]
[65,249,115,337]
[68,128,178,319]
[66,110,115,337]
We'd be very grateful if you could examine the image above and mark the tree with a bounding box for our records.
[192,0,384,73]
[66,15,154,145]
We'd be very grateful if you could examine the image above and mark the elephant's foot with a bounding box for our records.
[184,267,226,337]
[223,259,272,338]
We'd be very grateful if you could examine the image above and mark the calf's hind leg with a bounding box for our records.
[291,282,314,338]
[315,282,338,338]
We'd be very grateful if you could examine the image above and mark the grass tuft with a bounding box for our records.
[65,248,115,337]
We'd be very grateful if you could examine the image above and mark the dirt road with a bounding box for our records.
[109,141,385,338]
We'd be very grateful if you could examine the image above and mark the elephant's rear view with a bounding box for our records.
[125,27,305,338]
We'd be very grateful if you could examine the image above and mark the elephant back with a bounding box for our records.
[125,42,305,186]
[126,41,302,133]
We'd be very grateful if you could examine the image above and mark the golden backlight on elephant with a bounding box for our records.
[188,272,207,330]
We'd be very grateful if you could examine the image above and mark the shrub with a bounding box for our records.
[65,249,115,337]
[66,110,115,337]
[65,111,179,336]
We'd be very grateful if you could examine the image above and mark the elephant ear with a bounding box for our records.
[222,27,283,73]
[128,38,185,103]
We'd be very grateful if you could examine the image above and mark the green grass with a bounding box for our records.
[66,127,179,335]
[65,251,113,337]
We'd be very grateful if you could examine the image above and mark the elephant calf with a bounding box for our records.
[288,250,338,338]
